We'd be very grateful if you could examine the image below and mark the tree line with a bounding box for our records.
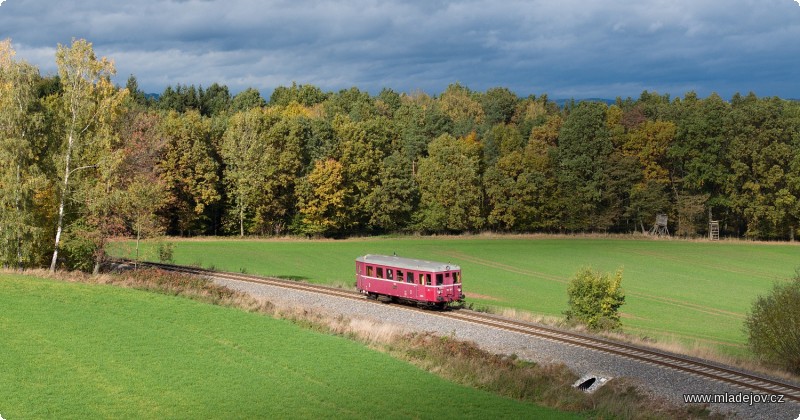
[2,38,800,271]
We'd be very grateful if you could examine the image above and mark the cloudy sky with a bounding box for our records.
[1,0,799,99]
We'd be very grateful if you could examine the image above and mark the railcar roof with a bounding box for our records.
[356,254,460,272]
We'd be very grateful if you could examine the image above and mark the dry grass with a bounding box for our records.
[6,268,724,419]
[383,332,722,419]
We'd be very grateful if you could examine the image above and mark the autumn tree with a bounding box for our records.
[726,94,800,239]
[159,110,221,235]
[255,111,306,234]
[295,158,347,236]
[439,83,483,137]
[512,95,557,139]
[415,133,484,232]
[486,116,561,231]
[335,116,384,230]
[49,39,127,272]
[325,87,375,122]
[623,120,676,232]
[394,93,452,164]
[221,108,273,236]
[375,88,402,117]
[482,123,524,167]
[231,88,266,112]
[364,152,418,231]
[0,40,48,268]
[669,92,731,230]
[116,111,168,263]
[270,82,328,107]
[556,101,614,231]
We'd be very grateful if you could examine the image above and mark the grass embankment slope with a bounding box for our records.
[113,236,799,356]
[0,273,571,419]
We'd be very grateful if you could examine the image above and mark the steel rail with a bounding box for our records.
[120,260,800,402]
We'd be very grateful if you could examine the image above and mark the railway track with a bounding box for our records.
[121,260,800,403]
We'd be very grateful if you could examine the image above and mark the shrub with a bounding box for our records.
[157,241,175,263]
[564,267,625,330]
[744,273,800,373]
[61,225,97,272]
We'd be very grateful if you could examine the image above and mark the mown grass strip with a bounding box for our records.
[0,272,573,419]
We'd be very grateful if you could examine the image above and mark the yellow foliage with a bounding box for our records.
[282,101,313,118]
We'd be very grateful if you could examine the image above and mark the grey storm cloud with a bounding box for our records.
[1,0,799,98]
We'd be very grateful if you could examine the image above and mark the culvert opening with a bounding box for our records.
[577,377,596,390]
[572,374,610,393]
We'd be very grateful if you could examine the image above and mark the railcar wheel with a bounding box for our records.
[366,292,378,300]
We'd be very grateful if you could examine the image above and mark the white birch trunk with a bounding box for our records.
[49,133,73,272]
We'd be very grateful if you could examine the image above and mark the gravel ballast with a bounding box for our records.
[214,276,800,420]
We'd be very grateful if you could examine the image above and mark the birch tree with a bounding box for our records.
[49,39,127,272]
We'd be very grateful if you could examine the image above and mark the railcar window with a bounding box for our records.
[425,274,431,286]
[418,273,424,285]
[453,272,460,283]
[397,269,403,281]
[367,266,374,276]
[387,269,393,280]
[377,267,384,278]
[436,273,443,285]
[406,272,414,283]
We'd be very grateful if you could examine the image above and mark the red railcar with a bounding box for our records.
[355,254,464,308]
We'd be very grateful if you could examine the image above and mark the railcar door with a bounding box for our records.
[441,272,455,300]
[417,272,426,301]
[424,273,434,302]
[402,270,415,300]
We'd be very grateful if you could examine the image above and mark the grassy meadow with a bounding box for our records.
[111,235,800,356]
[0,273,572,419]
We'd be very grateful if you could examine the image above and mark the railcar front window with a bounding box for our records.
[436,273,443,285]
[453,272,460,283]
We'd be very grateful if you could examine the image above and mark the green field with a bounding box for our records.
[112,236,800,355]
[0,273,571,419]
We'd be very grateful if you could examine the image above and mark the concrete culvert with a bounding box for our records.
[577,377,596,390]
[573,374,610,393]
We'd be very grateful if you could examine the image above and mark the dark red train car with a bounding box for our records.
[355,254,464,308]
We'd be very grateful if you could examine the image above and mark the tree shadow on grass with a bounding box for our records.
[275,275,309,281]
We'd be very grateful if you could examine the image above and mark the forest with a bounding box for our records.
[2,39,800,271]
